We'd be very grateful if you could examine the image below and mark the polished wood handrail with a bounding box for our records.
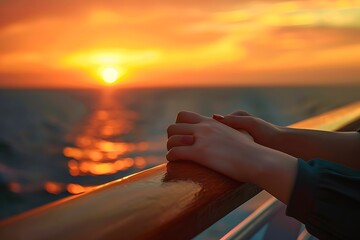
[0,163,261,240]
[1,101,359,240]
[290,101,360,130]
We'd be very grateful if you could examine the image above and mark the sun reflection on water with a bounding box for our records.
[44,90,163,195]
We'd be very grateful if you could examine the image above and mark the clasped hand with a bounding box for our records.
[166,111,268,183]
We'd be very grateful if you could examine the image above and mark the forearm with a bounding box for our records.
[270,128,360,169]
[252,146,298,204]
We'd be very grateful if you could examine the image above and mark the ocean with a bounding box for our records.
[0,86,359,238]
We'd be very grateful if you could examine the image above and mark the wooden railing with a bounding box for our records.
[1,101,359,240]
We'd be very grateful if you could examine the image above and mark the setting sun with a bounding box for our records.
[101,67,122,84]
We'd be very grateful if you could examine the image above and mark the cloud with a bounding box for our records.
[0,0,245,28]
[0,0,359,87]
[239,26,360,69]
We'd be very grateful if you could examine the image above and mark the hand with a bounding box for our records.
[167,111,298,204]
[213,110,282,148]
[167,111,269,183]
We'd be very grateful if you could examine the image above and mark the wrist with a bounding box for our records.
[244,143,276,184]
[266,126,289,150]
[251,145,298,204]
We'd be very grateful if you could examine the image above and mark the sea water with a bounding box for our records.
[0,87,359,237]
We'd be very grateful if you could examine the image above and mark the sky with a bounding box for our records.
[0,0,360,88]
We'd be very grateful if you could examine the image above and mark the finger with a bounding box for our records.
[167,123,195,138]
[167,135,195,151]
[219,115,255,130]
[176,111,203,124]
[229,110,252,117]
[166,146,194,161]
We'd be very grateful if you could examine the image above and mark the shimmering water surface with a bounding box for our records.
[0,87,359,222]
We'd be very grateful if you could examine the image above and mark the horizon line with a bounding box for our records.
[1,83,360,91]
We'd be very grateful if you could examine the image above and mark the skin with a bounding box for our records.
[216,110,360,169]
[166,111,297,204]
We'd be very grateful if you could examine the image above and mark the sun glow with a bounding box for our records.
[101,67,123,84]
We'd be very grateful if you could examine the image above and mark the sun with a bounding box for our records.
[101,67,122,84]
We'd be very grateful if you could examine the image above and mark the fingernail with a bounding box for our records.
[212,114,224,121]
[182,135,195,145]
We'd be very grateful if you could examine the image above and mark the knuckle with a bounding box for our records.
[166,138,172,151]
[177,111,201,123]
[177,111,189,119]
[178,110,188,116]
[231,110,247,115]
[234,110,245,114]
[246,116,257,124]
[199,123,213,134]
[166,148,178,161]
[167,124,176,135]
[231,110,254,118]
[166,151,172,161]
[166,149,173,161]
[167,135,177,149]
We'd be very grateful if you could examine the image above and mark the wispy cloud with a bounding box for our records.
[0,0,359,87]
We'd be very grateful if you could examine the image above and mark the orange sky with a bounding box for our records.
[0,0,360,88]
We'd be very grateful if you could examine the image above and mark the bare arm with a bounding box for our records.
[274,128,360,169]
[214,112,360,169]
